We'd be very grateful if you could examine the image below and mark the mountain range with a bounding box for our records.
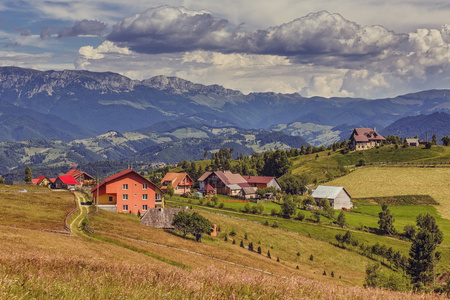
[1,66,450,177]
[1,66,450,141]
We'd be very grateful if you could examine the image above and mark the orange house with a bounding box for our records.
[160,173,193,195]
[91,169,164,215]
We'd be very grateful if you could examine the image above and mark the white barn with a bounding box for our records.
[311,185,353,209]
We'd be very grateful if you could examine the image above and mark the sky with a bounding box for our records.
[1,1,450,99]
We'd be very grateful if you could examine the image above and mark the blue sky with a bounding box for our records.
[2,0,450,98]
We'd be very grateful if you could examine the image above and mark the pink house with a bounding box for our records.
[91,169,163,215]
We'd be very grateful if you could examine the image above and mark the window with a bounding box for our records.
[108,196,113,202]
[142,205,148,211]
[155,193,162,202]
[122,184,128,190]
[123,205,128,211]
[122,194,128,200]
[142,183,148,190]
[142,194,148,200]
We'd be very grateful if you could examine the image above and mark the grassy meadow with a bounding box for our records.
[328,167,450,220]
[2,186,449,299]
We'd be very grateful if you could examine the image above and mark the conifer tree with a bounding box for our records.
[24,166,32,184]
[378,204,396,235]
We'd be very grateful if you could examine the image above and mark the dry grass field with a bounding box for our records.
[329,167,450,219]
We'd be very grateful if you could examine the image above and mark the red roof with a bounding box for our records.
[57,175,79,185]
[201,184,215,191]
[65,169,94,181]
[91,169,160,194]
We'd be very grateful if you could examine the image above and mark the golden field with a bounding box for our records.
[329,167,450,219]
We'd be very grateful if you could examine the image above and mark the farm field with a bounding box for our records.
[328,167,450,220]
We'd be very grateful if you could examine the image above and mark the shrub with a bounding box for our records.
[309,254,314,261]
[267,250,271,258]
[218,202,224,209]
[272,221,278,228]
[296,211,305,221]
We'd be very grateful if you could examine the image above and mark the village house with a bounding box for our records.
[311,185,353,210]
[160,173,193,195]
[349,128,385,151]
[198,171,250,196]
[64,168,95,186]
[243,175,281,190]
[241,187,258,200]
[405,138,420,147]
[32,175,53,188]
[91,169,164,215]
[53,175,80,190]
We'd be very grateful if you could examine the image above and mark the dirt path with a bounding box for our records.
[69,191,90,237]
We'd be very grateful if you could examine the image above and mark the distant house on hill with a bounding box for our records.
[349,128,385,150]
[64,168,94,186]
[243,176,281,190]
[160,173,193,195]
[53,175,80,190]
[405,138,420,147]
[91,169,163,215]
[198,171,250,196]
[311,185,353,210]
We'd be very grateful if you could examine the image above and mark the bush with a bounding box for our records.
[272,221,278,228]
[297,211,305,221]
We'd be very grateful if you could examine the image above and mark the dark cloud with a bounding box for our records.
[106,7,404,59]
[40,26,54,39]
[107,6,229,53]
[57,19,106,38]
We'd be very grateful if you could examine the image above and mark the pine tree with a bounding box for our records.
[267,250,271,258]
[378,204,396,235]
[24,166,32,184]
[337,210,346,228]
[408,213,443,285]
[257,246,262,254]
[248,242,254,251]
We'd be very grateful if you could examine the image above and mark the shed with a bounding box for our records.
[141,207,188,229]
[311,185,353,209]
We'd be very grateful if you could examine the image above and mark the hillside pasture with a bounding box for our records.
[328,167,450,220]
[0,185,75,231]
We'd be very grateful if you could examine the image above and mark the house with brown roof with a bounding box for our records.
[64,168,94,186]
[198,171,250,196]
[160,173,193,195]
[91,169,163,215]
[244,176,281,190]
[349,128,385,150]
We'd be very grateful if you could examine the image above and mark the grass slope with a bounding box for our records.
[2,185,446,298]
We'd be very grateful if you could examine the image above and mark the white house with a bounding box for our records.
[311,185,353,209]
